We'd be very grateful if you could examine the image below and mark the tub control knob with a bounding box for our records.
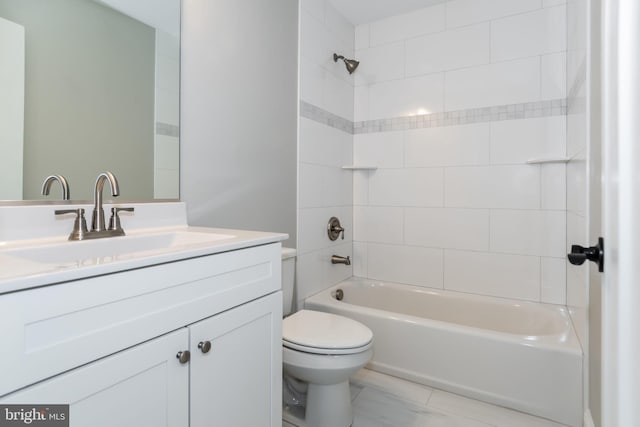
[327,217,345,241]
[198,341,212,354]
[568,237,604,272]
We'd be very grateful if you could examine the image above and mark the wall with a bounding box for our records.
[180,0,298,247]
[0,17,24,200]
[567,0,600,424]
[352,1,568,304]
[296,0,355,308]
[0,0,155,200]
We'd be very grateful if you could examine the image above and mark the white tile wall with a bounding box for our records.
[354,131,404,168]
[405,23,491,77]
[489,210,566,257]
[542,257,567,304]
[444,166,540,209]
[368,73,445,120]
[405,123,491,167]
[354,24,369,50]
[368,4,446,47]
[490,117,566,164]
[490,5,566,63]
[541,163,567,210]
[349,0,567,304]
[444,250,541,301]
[369,168,444,207]
[299,118,351,166]
[353,206,403,244]
[446,0,542,29]
[299,0,568,305]
[353,86,369,122]
[444,57,541,111]
[297,1,354,303]
[404,208,490,251]
[367,243,444,288]
[354,41,404,86]
[541,52,568,98]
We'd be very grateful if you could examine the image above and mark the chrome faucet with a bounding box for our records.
[331,255,351,265]
[41,175,70,200]
[92,171,120,232]
[54,171,134,240]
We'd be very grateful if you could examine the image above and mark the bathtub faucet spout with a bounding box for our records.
[331,255,351,265]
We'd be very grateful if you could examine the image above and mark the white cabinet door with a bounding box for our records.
[1,329,189,427]
[189,292,282,427]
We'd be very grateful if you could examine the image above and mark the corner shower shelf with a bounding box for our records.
[341,165,378,170]
[525,157,570,165]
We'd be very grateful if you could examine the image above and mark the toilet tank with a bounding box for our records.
[281,247,297,316]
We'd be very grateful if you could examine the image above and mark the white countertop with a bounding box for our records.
[0,226,286,294]
[0,202,287,294]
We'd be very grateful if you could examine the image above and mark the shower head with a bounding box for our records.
[333,53,359,74]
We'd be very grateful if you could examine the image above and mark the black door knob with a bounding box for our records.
[568,237,604,272]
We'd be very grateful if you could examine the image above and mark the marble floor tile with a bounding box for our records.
[352,388,493,427]
[283,369,569,427]
[351,368,434,405]
[426,390,568,427]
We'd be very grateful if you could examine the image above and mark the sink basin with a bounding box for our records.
[4,230,235,266]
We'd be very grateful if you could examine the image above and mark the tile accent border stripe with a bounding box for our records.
[300,101,354,134]
[156,122,180,137]
[300,98,567,135]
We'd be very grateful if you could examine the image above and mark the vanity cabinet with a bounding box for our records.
[0,243,282,427]
[190,292,281,427]
[1,328,190,427]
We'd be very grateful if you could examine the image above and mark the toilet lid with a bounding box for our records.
[283,310,373,355]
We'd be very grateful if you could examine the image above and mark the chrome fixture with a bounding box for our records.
[332,288,344,301]
[55,208,89,241]
[331,255,351,265]
[176,350,191,364]
[92,171,120,232]
[55,171,135,240]
[333,53,359,74]
[41,175,70,200]
[327,217,345,241]
[198,341,212,354]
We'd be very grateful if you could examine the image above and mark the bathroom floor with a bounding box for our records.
[282,368,568,427]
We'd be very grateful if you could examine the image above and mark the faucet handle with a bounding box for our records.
[108,207,134,233]
[55,208,88,241]
[327,217,345,241]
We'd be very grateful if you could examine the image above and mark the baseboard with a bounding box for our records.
[584,409,595,427]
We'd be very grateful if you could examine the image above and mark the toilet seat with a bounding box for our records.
[283,310,373,355]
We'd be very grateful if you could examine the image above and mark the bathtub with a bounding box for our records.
[304,278,583,427]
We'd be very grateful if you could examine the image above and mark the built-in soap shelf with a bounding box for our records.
[341,165,378,170]
[525,157,570,165]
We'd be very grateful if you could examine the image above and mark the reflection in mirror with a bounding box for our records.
[0,0,180,202]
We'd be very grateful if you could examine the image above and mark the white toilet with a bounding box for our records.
[281,248,373,427]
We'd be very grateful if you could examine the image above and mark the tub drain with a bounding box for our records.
[333,289,344,301]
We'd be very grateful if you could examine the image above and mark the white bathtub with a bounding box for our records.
[305,278,583,427]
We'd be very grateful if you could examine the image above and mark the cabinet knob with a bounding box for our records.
[176,350,191,364]
[198,341,212,354]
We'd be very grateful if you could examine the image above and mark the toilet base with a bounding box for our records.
[282,379,353,427]
[305,380,353,427]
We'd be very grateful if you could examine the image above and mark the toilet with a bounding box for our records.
[281,248,373,427]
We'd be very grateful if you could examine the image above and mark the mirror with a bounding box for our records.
[0,0,180,202]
